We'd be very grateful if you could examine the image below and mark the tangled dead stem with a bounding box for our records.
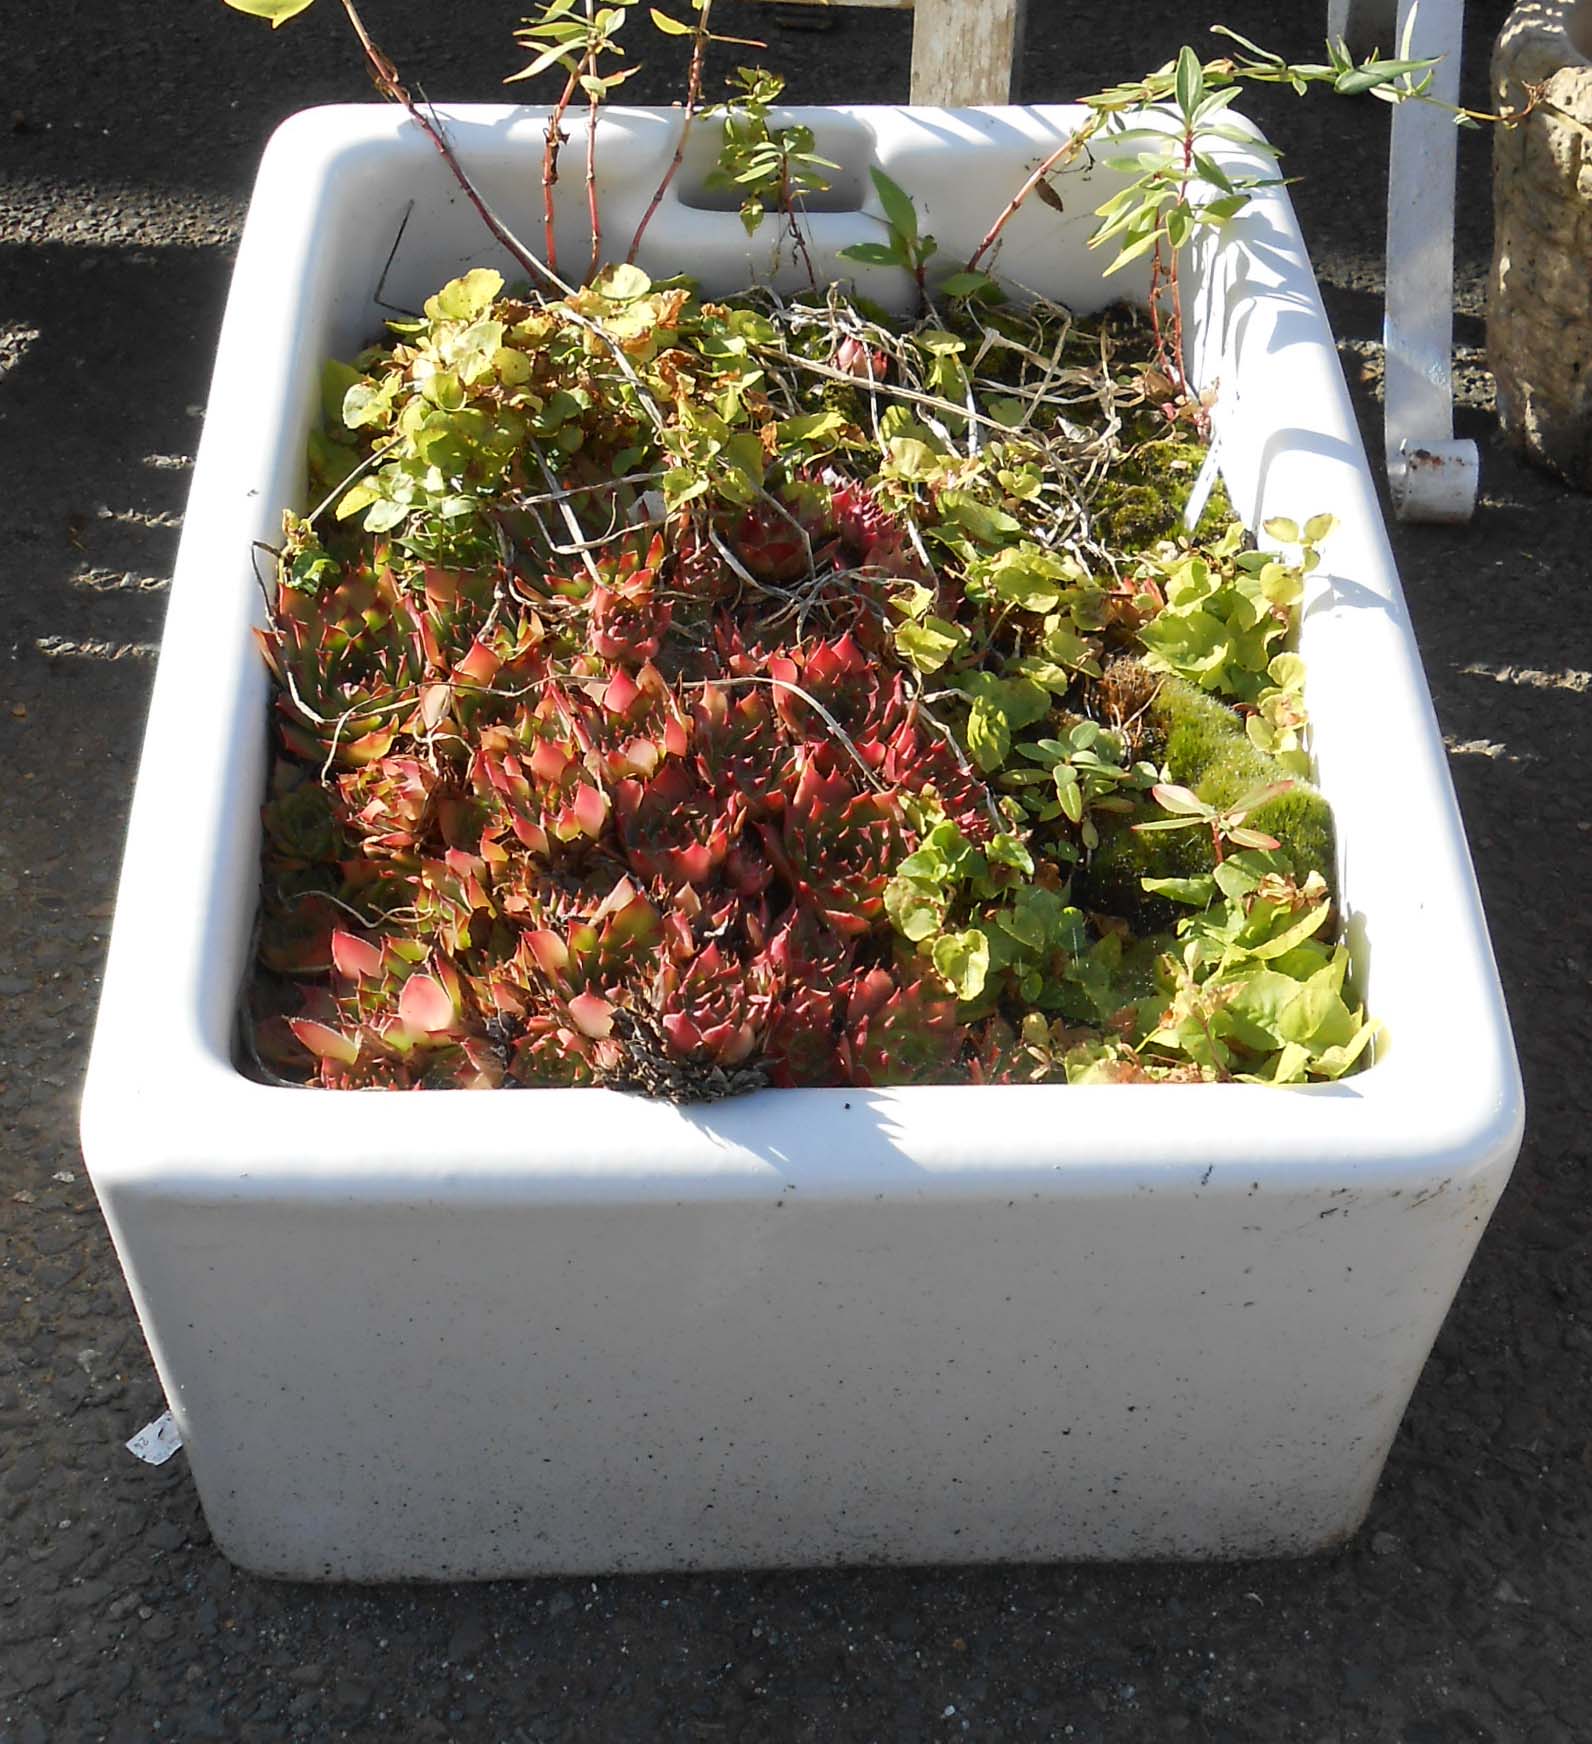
[245,260,1376,1099]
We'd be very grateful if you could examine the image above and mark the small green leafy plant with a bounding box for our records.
[218,3,1452,1095]
[840,168,938,307]
[702,67,839,283]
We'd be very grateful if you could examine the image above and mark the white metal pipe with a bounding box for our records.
[1383,0,1479,521]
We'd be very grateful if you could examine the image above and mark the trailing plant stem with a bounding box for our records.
[963,127,1098,276]
[628,0,717,264]
[781,166,819,291]
[584,6,602,281]
[543,66,582,278]
[333,0,561,294]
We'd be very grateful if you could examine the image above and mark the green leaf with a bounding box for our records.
[333,477,380,521]
[595,262,652,303]
[1011,658,1077,693]
[937,491,1021,545]
[1200,194,1250,224]
[1174,45,1204,118]
[1054,769,1084,823]
[987,833,1036,876]
[883,435,944,480]
[1245,715,1278,755]
[1141,873,1217,906]
[982,548,1062,612]
[936,270,998,299]
[341,379,393,431]
[894,616,964,675]
[1223,969,1304,1048]
[962,673,1051,733]
[1040,620,1098,670]
[493,345,535,387]
[362,497,409,535]
[775,409,848,450]
[1312,1019,1382,1080]
[420,368,466,412]
[869,167,919,245]
[1201,120,1270,149]
[1280,969,1355,1049]
[1244,901,1332,962]
[1208,23,1284,65]
[1191,152,1235,195]
[528,388,587,436]
[649,6,693,32]
[453,317,506,385]
[424,269,505,324]
[505,39,578,82]
[1334,57,1432,96]
[840,241,902,268]
[1099,227,1164,275]
[1138,606,1229,676]
[223,0,317,22]
[966,698,1012,773]
[885,876,944,944]
[1262,515,1300,544]
[889,581,934,621]
[320,358,363,428]
[1148,782,1210,817]
[932,928,990,1002]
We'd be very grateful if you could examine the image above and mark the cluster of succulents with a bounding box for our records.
[250,264,1375,1095]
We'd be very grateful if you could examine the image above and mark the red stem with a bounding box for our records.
[964,129,1094,275]
[585,58,602,280]
[335,0,558,293]
[627,0,716,264]
[1147,242,1167,382]
[544,67,582,279]
[780,163,818,291]
[1166,123,1195,394]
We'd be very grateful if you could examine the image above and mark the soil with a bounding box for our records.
[2,3,1590,1740]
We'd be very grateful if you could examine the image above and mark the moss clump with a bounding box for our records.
[1075,674,1336,928]
[1090,435,1235,552]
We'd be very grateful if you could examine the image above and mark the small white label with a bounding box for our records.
[126,1411,183,1466]
[1181,440,1223,533]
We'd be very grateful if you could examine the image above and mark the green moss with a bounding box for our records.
[1075,676,1336,928]
[1091,436,1235,552]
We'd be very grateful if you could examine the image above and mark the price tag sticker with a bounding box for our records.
[126,1411,183,1467]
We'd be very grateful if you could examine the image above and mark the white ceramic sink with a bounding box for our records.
[80,104,1522,1579]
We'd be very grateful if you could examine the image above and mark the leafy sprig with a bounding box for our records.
[840,169,938,308]
[705,68,838,284]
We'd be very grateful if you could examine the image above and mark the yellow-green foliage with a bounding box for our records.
[1077,675,1335,925]
[1091,436,1233,551]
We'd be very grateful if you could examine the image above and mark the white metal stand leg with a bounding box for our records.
[1382,0,1478,522]
[1327,0,1401,56]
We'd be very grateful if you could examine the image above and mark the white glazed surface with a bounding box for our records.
[81,105,1522,1578]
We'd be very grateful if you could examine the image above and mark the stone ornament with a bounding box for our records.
[1490,0,1592,487]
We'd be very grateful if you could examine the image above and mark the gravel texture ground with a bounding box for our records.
[3,3,1590,1740]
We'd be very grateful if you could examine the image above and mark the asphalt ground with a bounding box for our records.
[3,3,1591,1740]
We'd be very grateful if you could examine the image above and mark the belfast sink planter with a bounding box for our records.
[80,104,1522,1581]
